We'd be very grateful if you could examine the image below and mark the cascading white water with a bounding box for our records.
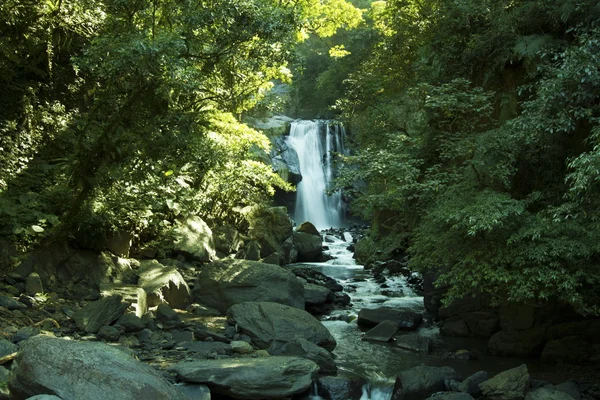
[287,120,346,230]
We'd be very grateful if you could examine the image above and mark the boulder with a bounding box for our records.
[525,387,577,400]
[172,216,216,262]
[193,259,304,313]
[304,283,333,306]
[363,320,399,342]
[227,302,336,351]
[554,381,581,400]
[316,376,366,400]
[99,284,148,317]
[179,342,233,358]
[488,326,547,356]
[156,303,184,328]
[212,224,244,255]
[96,325,122,341]
[280,236,298,265]
[461,311,499,337]
[235,240,261,261]
[394,333,433,353]
[72,295,128,333]
[541,336,591,363]
[231,340,254,354]
[8,335,186,400]
[114,314,145,332]
[441,317,470,337]
[0,295,27,310]
[270,338,337,374]
[293,231,323,262]
[138,260,191,309]
[297,221,321,236]
[392,365,460,400]
[170,356,318,399]
[25,273,43,296]
[479,364,530,400]
[358,308,423,330]
[457,371,488,396]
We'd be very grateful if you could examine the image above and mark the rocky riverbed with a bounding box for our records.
[1,216,599,399]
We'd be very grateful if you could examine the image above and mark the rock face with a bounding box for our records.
[293,231,323,262]
[358,308,423,330]
[72,295,128,333]
[479,364,530,400]
[193,259,305,313]
[170,356,318,399]
[138,260,191,309]
[393,365,460,400]
[8,335,186,400]
[227,302,336,351]
[172,216,216,262]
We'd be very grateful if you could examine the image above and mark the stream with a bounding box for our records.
[295,235,560,400]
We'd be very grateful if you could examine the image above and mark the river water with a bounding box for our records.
[295,236,559,400]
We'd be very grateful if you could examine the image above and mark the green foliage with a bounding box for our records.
[0,0,359,264]
[334,0,600,313]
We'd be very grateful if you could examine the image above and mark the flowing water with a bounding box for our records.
[288,119,556,399]
[286,120,347,230]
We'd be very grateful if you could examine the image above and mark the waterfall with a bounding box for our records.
[286,120,346,230]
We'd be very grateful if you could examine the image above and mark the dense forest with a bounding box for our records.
[2,0,600,318]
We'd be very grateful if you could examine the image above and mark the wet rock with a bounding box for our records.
[394,334,433,353]
[316,376,366,400]
[0,295,27,310]
[193,259,304,313]
[172,216,216,262]
[525,387,577,400]
[72,295,128,333]
[25,273,43,296]
[293,231,323,262]
[270,338,337,374]
[97,325,122,341]
[170,356,318,399]
[0,338,18,358]
[8,335,186,400]
[138,260,191,310]
[392,365,460,400]
[303,283,333,308]
[362,320,398,342]
[479,364,529,400]
[227,302,336,351]
[357,308,423,331]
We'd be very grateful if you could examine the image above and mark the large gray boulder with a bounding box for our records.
[138,260,191,309]
[392,365,460,400]
[193,259,304,313]
[358,308,423,330]
[170,356,318,399]
[479,364,530,400]
[227,302,336,351]
[8,335,186,400]
[293,231,323,262]
[72,295,128,333]
[172,216,216,262]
